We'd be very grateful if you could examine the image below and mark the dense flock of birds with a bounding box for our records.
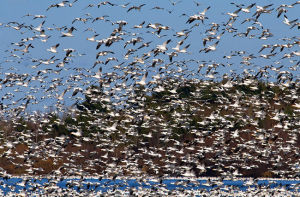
[0,177,299,196]
[0,0,299,195]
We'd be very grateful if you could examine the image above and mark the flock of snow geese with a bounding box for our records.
[0,0,299,195]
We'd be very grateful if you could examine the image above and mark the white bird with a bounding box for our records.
[154,39,171,56]
[283,15,298,26]
[47,44,60,53]
[34,21,45,32]
[61,26,76,37]
[143,132,152,138]
[178,44,190,53]
[292,103,300,109]
[87,34,99,42]
[93,67,102,79]
[106,122,118,131]
[241,3,256,13]
[200,41,219,53]
[172,40,184,52]
[71,130,82,137]
[136,72,148,86]
[14,43,34,53]
[227,8,241,17]
[157,39,171,52]
[33,15,46,19]
[57,88,68,100]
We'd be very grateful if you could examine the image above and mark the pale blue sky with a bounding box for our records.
[0,0,299,112]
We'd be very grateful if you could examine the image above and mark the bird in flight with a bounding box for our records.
[127,4,146,12]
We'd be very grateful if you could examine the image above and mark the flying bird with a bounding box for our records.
[47,44,60,53]
[127,4,146,12]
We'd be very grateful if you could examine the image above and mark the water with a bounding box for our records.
[0,177,299,195]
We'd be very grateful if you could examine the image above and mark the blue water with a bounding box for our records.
[0,178,299,195]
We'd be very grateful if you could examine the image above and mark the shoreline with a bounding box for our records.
[4,175,300,181]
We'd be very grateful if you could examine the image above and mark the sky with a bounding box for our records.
[0,0,299,114]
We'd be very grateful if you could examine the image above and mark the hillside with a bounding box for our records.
[0,77,299,178]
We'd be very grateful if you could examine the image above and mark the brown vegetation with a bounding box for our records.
[0,79,299,178]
